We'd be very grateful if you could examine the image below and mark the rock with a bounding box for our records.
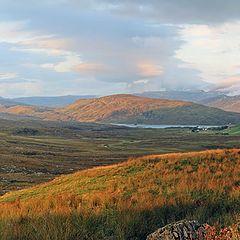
[146,220,206,240]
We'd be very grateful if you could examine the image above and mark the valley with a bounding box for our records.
[0,118,239,195]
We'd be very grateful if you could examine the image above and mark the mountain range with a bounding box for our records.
[135,90,224,103]
[201,95,240,113]
[136,91,240,114]
[12,95,96,108]
[0,94,240,125]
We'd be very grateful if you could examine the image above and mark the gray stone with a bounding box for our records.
[146,220,206,240]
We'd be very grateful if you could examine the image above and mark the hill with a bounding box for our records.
[136,90,224,103]
[103,103,240,125]
[57,94,240,125]
[0,97,21,107]
[0,105,53,120]
[57,94,190,122]
[12,95,96,108]
[201,95,240,113]
[1,94,240,125]
[0,149,239,239]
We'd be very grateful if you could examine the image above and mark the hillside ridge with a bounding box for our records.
[0,94,239,125]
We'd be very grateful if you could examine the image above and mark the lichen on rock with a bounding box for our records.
[146,220,206,240]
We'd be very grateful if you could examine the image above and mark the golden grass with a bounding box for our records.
[0,149,239,239]
[1,149,240,212]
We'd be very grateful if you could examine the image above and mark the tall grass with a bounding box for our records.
[0,149,239,239]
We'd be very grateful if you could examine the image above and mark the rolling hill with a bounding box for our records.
[201,95,240,113]
[0,97,21,107]
[12,95,96,108]
[136,90,224,103]
[0,149,239,239]
[55,94,240,125]
[0,94,240,125]
[57,94,190,122]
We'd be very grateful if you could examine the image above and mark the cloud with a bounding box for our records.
[1,0,238,96]
[0,79,44,97]
[133,79,149,85]
[176,22,240,94]
[69,0,240,24]
[137,63,163,78]
[211,75,240,93]
[74,63,107,74]
[40,53,107,74]
[40,54,82,73]
[0,72,17,80]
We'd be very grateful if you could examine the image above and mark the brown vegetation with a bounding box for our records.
[0,94,190,123]
[0,149,239,239]
[57,94,189,122]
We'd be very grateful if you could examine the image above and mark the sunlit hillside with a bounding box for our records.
[0,149,239,239]
[58,94,189,122]
[1,94,240,125]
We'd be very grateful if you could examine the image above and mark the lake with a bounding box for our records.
[111,123,223,129]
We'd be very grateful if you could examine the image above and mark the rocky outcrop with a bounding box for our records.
[147,220,206,240]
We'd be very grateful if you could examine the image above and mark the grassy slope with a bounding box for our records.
[0,149,239,239]
[107,104,240,125]
[227,125,240,135]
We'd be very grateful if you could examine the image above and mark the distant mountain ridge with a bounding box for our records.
[12,95,96,107]
[201,95,240,113]
[135,90,225,103]
[0,94,238,125]
[136,90,240,114]
[1,91,239,114]
[0,97,22,107]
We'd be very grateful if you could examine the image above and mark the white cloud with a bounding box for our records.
[40,54,82,72]
[137,63,163,78]
[0,72,17,80]
[2,1,238,96]
[0,80,44,97]
[133,79,149,84]
[176,21,240,93]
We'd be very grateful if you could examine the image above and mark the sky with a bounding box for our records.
[0,0,240,97]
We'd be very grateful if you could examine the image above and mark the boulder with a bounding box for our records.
[146,220,206,240]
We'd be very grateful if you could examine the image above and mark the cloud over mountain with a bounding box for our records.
[0,0,239,96]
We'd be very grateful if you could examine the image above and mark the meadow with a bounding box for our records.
[0,118,240,195]
[0,149,239,239]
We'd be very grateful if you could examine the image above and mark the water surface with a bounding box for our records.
[111,123,223,129]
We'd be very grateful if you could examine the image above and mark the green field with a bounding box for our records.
[226,124,240,135]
